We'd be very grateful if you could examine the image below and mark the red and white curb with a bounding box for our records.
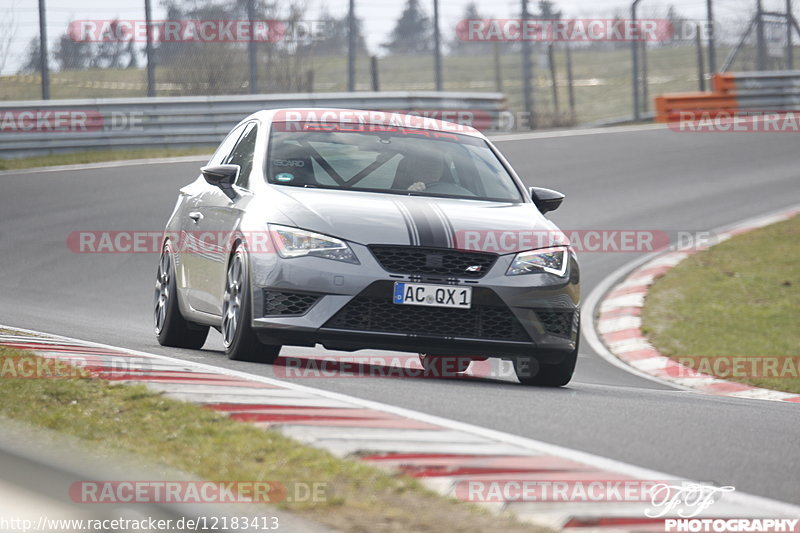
[592,205,800,403]
[2,327,800,532]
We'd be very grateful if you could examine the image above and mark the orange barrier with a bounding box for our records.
[656,71,800,122]
[654,92,738,122]
[712,73,737,93]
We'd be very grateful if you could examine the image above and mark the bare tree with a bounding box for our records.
[0,0,19,75]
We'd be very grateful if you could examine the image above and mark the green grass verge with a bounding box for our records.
[2,46,736,125]
[0,147,212,171]
[641,215,800,394]
[0,345,545,533]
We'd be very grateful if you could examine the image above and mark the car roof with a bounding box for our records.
[247,107,486,139]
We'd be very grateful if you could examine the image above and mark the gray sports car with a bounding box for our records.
[154,109,580,386]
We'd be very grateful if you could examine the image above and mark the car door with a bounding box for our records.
[187,121,259,316]
[182,122,248,314]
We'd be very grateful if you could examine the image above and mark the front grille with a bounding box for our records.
[324,282,529,342]
[263,290,320,316]
[535,310,577,338]
[369,246,497,279]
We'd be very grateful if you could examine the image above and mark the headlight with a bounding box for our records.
[507,246,568,276]
[269,225,359,264]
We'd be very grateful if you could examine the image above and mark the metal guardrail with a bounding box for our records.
[654,71,800,122]
[713,70,800,93]
[0,92,507,159]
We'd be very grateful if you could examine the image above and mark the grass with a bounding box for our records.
[641,215,800,394]
[0,45,740,169]
[0,345,546,533]
[1,46,734,125]
[0,147,212,171]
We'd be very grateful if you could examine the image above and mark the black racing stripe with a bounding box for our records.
[401,199,450,248]
[432,203,456,249]
[394,201,418,246]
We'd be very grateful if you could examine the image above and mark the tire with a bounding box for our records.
[419,354,471,377]
[222,244,281,363]
[154,243,210,349]
[513,338,579,387]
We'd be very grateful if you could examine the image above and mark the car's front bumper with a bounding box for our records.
[249,243,580,360]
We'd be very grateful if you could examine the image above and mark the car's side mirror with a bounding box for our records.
[529,187,565,214]
[201,164,240,200]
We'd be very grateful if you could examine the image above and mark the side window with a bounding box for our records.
[207,124,247,167]
[225,122,258,188]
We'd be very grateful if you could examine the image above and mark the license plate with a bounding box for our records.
[393,282,472,309]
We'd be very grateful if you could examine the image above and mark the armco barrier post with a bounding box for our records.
[348,0,356,92]
[631,0,643,121]
[548,43,560,123]
[756,0,767,71]
[707,0,716,75]
[247,0,258,94]
[521,0,536,129]
[371,57,379,91]
[696,24,706,91]
[787,0,794,69]
[37,0,49,100]
[144,0,156,97]
[433,0,443,91]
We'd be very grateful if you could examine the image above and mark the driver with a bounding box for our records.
[399,148,446,192]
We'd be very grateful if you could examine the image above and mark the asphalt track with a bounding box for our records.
[1,125,799,505]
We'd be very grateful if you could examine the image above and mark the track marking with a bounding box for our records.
[583,203,800,402]
[2,324,800,521]
[0,123,669,177]
[489,123,667,143]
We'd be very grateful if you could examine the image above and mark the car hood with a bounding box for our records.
[269,187,565,254]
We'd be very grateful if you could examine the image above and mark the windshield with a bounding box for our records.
[266,124,524,202]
